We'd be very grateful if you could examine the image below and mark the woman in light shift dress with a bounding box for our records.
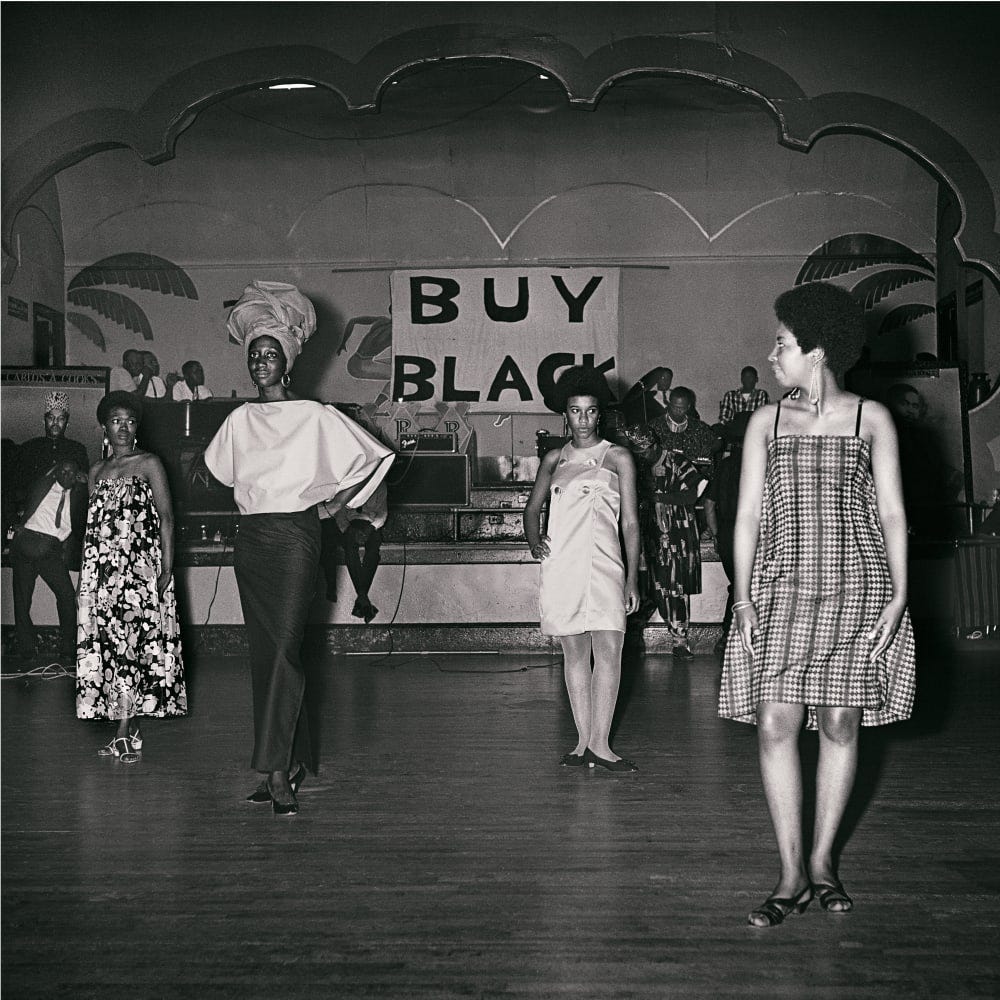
[719,282,915,927]
[524,367,640,771]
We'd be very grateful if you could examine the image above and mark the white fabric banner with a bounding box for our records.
[390,268,619,412]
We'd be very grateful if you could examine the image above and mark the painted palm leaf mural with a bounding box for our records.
[796,234,937,362]
[877,303,937,335]
[66,311,107,350]
[66,253,198,348]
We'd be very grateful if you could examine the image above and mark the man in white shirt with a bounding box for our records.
[171,360,214,401]
[108,349,143,393]
[136,351,168,398]
[9,458,87,662]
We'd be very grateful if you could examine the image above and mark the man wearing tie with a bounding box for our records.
[9,457,88,663]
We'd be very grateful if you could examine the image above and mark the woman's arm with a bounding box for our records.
[611,445,641,614]
[523,450,559,559]
[143,455,175,596]
[731,406,772,655]
[320,476,370,518]
[865,401,909,659]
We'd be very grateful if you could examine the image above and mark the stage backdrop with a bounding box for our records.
[390,268,620,413]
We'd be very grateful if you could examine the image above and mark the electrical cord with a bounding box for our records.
[1,659,74,681]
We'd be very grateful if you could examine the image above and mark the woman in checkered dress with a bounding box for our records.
[719,282,915,928]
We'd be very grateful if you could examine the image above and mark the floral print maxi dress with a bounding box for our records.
[76,477,186,720]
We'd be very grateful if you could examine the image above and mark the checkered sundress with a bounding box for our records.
[719,400,916,728]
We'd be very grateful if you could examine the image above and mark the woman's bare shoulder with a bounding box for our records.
[607,442,636,469]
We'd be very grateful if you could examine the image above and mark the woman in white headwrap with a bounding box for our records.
[204,281,394,815]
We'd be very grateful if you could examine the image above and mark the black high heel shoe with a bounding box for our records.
[583,748,638,772]
[560,752,586,767]
[748,885,813,927]
[246,764,306,803]
[267,776,299,817]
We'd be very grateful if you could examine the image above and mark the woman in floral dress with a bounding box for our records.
[76,391,186,761]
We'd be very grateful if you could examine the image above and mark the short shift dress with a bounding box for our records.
[719,400,916,728]
[539,440,626,636]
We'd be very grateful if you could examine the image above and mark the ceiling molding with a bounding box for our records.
[2,27,997,283]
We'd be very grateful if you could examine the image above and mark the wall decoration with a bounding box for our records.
[797,233,937,364]
[66,252,199,345]
[390,267,620,413]
[66,311,107,349]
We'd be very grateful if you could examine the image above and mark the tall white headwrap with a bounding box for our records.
[226,280,317,372]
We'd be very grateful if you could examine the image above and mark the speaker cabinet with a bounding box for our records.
[386,452,470,508]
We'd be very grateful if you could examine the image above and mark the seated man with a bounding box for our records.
[170,359,214,401]
[718,365,769,424]
[318,481,388,624]
[8,457,88,663]
[136,351,168,398]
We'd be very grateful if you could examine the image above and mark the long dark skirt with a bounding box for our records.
[234,509,320,773]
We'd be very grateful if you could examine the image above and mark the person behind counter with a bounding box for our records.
[170,360,214,401]
[136,351,168,398]
[204,280,394,816]
[719,281,915,928]
[523,366,640,771]
[76,391,187,763]
[108,350,143,394]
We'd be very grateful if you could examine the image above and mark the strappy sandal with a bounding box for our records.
[97,737,119,757]
[748,885,813,927]
[128,726,143,750]
[813,879,853,913]
[115,736,141,764]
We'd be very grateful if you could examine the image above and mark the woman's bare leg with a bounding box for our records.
[588,629,625,759]
[753,701,810,918]
[560,633,594,755]
[810,706,862,907]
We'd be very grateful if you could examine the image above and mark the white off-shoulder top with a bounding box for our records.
[203,400,395,516]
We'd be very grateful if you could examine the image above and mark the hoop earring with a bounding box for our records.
[281,373,291,388]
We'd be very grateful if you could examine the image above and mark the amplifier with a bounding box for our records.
[398,432,457,452]
[387,453,470,507]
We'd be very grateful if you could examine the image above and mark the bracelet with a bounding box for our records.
[732,601,755,612]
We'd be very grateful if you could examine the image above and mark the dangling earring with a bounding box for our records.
[102,434,111,459]
[808,355,824,406]
[281,373,291,387]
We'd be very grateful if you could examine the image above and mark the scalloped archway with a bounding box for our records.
[2,27,997,283]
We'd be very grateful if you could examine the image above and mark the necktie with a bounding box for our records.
[54,488,68,528]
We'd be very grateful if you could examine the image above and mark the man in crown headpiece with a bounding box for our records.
[13,391,90,512]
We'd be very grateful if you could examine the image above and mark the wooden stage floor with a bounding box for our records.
[3,640,999,999]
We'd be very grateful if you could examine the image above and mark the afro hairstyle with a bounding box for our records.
[97,390,143,427]
[545,365,613,414]
[774,282,866,377]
